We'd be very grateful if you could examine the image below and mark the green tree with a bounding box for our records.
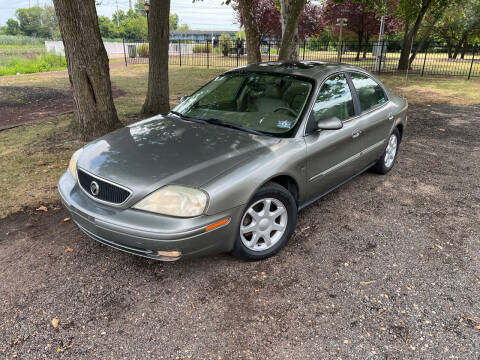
[177,23,190,31]
[170,13,179,30]
[5,18,21,35]
[119,14,148,39]
[16,6,45,37]
[433,0,480,58]
[41,5,60,39]
[396,0,450,70]
[98,15,118,38]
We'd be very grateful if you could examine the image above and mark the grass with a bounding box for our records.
[0,65,224,217]
[0,52,67,76]
[0,64,478,218]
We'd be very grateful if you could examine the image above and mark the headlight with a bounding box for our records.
[68,148,83,181]
[133,185,208,217]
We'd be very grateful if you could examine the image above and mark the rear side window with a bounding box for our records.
[349,72,386,113]
[312,73,354,122]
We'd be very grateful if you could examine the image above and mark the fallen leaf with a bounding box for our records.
[35,161,47,166]
[65,247,73,253]
[42,169,49,173]
[48,164,58,169]
[51,318,59,328]
[476,325,480,330]
[360,280,376,286]
[13,339,21,345]
[63,217,71,222]
[438,128,446,132]
[36,205,48,212]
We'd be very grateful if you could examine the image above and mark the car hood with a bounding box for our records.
[77,114,279,199]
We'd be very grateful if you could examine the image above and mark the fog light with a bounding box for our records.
[157,250,181,260]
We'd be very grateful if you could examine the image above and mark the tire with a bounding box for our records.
[232,182,297,261]
[371,128,400,175]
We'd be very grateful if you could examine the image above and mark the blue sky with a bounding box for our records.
[0,0,239,30]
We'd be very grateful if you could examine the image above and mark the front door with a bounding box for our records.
[305,73,366,199]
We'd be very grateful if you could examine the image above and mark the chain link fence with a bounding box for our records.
[122,39,480,79]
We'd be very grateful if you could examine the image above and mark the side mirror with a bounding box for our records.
[316,116,343,130]
[179,95,189,103]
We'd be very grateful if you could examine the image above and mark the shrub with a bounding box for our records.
[137,44,149,57]
[219,33,232,57]
[192,43,209,53]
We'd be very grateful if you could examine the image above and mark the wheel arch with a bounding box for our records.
[261,174,300,204]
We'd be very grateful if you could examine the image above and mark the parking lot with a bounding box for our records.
[1,102,479,359]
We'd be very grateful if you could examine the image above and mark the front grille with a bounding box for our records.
[77,169,131,204]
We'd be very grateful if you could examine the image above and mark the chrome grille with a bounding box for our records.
[77,169,131,204]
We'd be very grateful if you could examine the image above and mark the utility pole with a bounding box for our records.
[129,0,132,10]
[336,18,347,62]
[375,4,387,72]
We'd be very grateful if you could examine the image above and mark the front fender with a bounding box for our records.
[202,138,307,215]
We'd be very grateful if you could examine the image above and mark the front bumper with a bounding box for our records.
[58,171,243,260]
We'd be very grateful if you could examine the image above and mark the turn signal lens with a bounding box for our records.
[205,218,230,232]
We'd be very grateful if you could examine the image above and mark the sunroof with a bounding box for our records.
[259,61,327,70]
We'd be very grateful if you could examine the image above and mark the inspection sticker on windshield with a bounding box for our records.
[277,120,291,129]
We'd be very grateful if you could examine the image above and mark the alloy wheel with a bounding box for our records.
[240,198,288,251]
[384,133,398,168]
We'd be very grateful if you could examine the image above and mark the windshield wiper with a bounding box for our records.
[169,111,208,124]
[203,118,265,136]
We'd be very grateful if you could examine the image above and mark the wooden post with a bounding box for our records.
[122,38,127,67]
[303,40,306,60]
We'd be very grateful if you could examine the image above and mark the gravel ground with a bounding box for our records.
[1,103,479,359]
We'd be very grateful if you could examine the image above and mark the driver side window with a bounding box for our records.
[312,74,354,122]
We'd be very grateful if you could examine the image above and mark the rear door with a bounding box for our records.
[305,73,366,199]
[346,72,394,169]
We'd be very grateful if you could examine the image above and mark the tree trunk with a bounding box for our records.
[356,32,363,61]
[453,31,467,59]
[460,40,468,59]
[408,12,440,66]
[447,41,452,58]
[278,0,306,61]
[142,0,170,115]
[398,0,433,70]
[279,0,287,38]
[362,34,369,59]
[238,0,261,63]
[52,0,121,141]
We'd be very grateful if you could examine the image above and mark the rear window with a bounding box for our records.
[349,72,387,113]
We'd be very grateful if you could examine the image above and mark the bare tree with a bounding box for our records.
[53,0,122,140]
[278,0,306,61]
[142,0,170,115]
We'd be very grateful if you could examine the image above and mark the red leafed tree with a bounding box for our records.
[323,0,402,60]
[233,0,324,41]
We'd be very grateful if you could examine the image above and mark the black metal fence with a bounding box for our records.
[122,39,480,79]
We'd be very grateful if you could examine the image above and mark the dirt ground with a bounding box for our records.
[0,103,479,359]
[0,83,125,131]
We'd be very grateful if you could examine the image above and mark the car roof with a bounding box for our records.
[225,61,368,81]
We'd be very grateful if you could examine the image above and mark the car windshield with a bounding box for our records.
[173,72,313,136]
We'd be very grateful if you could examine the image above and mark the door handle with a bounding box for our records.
[388,115,394,121]
[352,129,362,139]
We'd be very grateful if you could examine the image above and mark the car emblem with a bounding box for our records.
[90,181,100,196]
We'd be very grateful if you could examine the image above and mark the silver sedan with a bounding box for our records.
[58,61,407,261]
